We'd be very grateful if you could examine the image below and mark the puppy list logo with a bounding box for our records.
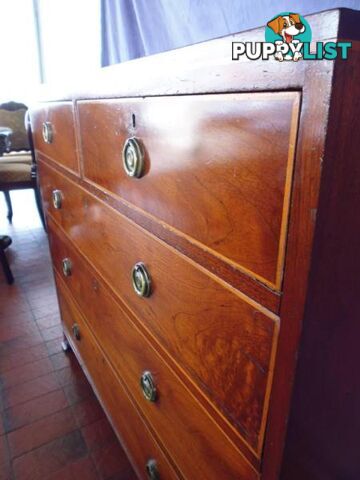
[232,12,352,62]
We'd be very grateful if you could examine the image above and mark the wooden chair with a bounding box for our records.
[0,102,45,228]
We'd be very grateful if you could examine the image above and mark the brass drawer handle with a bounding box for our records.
[72,323,81,341]
[140,371,157,402]
[42,121,53,144]
[122,137,144,178]
[132,262,151,297]
[62,258,72,277]
[146,459,159,480]
[52,189,62,209]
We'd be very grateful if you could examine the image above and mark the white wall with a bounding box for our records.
[38,0,101,84]
[0,0,41,103]
[0,0,101,104]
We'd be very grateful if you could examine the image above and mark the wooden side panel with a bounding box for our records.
[78,93,300,289]
[260,61,336,480]
[281,46,360,480]
[55,278,180,480]
[30,102,79,174]
[39,159,278,454]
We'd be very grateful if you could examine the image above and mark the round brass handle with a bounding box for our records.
[62,258,72,277]
[140,371,157,402]
[72,323,81,341]
[52,189,62,209]
[122,137,144,178]
[146,459,159,480]
[132,262,151,297]
[42,121,53,144]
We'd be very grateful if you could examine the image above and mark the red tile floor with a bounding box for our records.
[0,191,136,480]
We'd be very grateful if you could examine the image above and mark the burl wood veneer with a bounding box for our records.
[30,8,360,480]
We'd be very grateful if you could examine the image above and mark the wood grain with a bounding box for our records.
[260,50,336,480]
[78,93,300,289]
[37,153,281,313]
[41,168,278,455]
[56,277,181,480]
[31,8,360,479]
[30,102,79,174]
[280,46,360,480]
[55,253,259,480]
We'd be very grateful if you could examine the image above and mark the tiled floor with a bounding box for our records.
[0,190,136,480]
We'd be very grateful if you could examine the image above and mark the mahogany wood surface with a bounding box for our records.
[31,9,360,479]
[55,276,181,480]
[259,60,336,480]
[54,234,259,480]
[78,92,300,289]
[31,102,79,174]
[36,152,281,313]
[41,164,279,456]
[280,44,360,480]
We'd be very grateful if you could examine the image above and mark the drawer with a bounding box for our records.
[52,227,259,479]
[30,102,79,173]
[41,165,279,455]
[55,276,180,480]
[77,93,300,289]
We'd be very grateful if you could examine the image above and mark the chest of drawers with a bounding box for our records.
[30,9,360,479]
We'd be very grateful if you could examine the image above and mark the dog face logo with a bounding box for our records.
[267,14,305,43]
[266,12,311,61]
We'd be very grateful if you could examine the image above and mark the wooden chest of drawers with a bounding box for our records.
[30,9,360,479]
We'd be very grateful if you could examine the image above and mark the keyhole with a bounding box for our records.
[132,113,136,128]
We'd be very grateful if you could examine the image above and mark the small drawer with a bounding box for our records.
[30,102,79,173]
[53,232,259,479]
[56,278,180,480]
[77,92,300,289]
[43,164,279,457]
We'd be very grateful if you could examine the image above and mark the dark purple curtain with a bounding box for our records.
[101,0,360,66]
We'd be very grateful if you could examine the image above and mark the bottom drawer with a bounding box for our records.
[55,274,180,480]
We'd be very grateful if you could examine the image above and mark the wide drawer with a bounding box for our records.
[30,102,79,173]
[77,93,300,289]
[51,225,259,479]
[40,161,279,454]
[55,275,180,480]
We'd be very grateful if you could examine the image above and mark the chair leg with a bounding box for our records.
[4,191,13,223]
[0,247,14,284]
[33,187,46,231]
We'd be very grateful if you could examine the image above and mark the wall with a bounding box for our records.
[0,0,41,103]
[37,0,101,84]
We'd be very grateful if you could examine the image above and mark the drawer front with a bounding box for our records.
[52,227,259,479]
[77,92,300,288]
[56,276,180,480]
[30,103,79,173]
[40,161,279,454]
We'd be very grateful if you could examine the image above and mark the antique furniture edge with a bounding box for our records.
[280,44,360,479]
[32,9,355,103]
